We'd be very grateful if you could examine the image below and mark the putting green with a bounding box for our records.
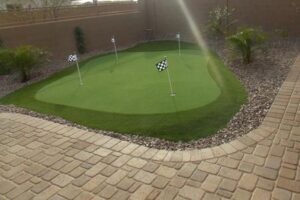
[35,50,220,114]
[0,41,247,141]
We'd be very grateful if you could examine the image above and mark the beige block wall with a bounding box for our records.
[147,0,300,39]
[0,0,299,63]
[0,11,146,60]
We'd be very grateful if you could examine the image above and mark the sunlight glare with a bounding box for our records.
[176,0,208,52]
[176,0,224,85]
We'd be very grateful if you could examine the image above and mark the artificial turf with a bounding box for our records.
[35,50,220,114]
[0,41,247,141]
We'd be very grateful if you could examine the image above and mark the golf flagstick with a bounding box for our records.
[165,57,176,96]
[111,36,118,63]
[166,68,175,96]
[68,54,83,86]
[176,33,181,56]
[75,59,83,86]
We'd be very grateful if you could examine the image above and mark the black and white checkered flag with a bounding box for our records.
[68,54,78,62]
[156,57,168,72]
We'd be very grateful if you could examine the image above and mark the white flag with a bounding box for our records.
[68,54,78,62]
[111,37,116,43]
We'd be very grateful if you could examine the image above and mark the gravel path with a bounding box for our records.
[0,39,299,150]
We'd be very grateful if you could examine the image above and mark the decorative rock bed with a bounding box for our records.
[0,39,299,150]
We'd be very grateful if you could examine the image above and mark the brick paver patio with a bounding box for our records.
[0,56,300,200]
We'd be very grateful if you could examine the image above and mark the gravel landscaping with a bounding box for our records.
[0,39,299,150]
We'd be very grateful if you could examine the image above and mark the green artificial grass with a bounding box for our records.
[0,41,247,141]
[36,50,220,114]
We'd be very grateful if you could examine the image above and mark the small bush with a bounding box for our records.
[74,26,86,54]
[227,28,267,64]
[12,46,47,82]
[207,6,237,37]
[0,49,14,75]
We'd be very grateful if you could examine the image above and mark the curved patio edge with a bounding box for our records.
[0,112,276,163]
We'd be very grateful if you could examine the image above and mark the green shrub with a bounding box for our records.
[227,28,267,64]
[74,26,86,54]
[0,49,14,75]
[207,6,237,37]
[12,46,47,82]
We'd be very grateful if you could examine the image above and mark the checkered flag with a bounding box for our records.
[67,54,83,85]
[156,57,168,72]
[68,54,78,62]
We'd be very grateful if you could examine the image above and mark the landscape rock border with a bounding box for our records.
[0,39,299,150]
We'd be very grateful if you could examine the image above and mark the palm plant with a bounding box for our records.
[227,28,266,64]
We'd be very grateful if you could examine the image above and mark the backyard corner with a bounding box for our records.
[0,0,299,199]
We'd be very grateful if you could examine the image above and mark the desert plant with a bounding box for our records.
[74,26,86,54]
[0,48,14,75]
[227,28,267,64]
[30,0,71,8]
[30,0,71,18]
[207,6,237,37]
[11,46,47,82]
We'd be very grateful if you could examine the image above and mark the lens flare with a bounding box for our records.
[176,0,208,51]
[176,0,224,85]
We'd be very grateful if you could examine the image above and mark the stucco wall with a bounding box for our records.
[147,0,300,39]
[0,2,146,60]
[0,0,299,63]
